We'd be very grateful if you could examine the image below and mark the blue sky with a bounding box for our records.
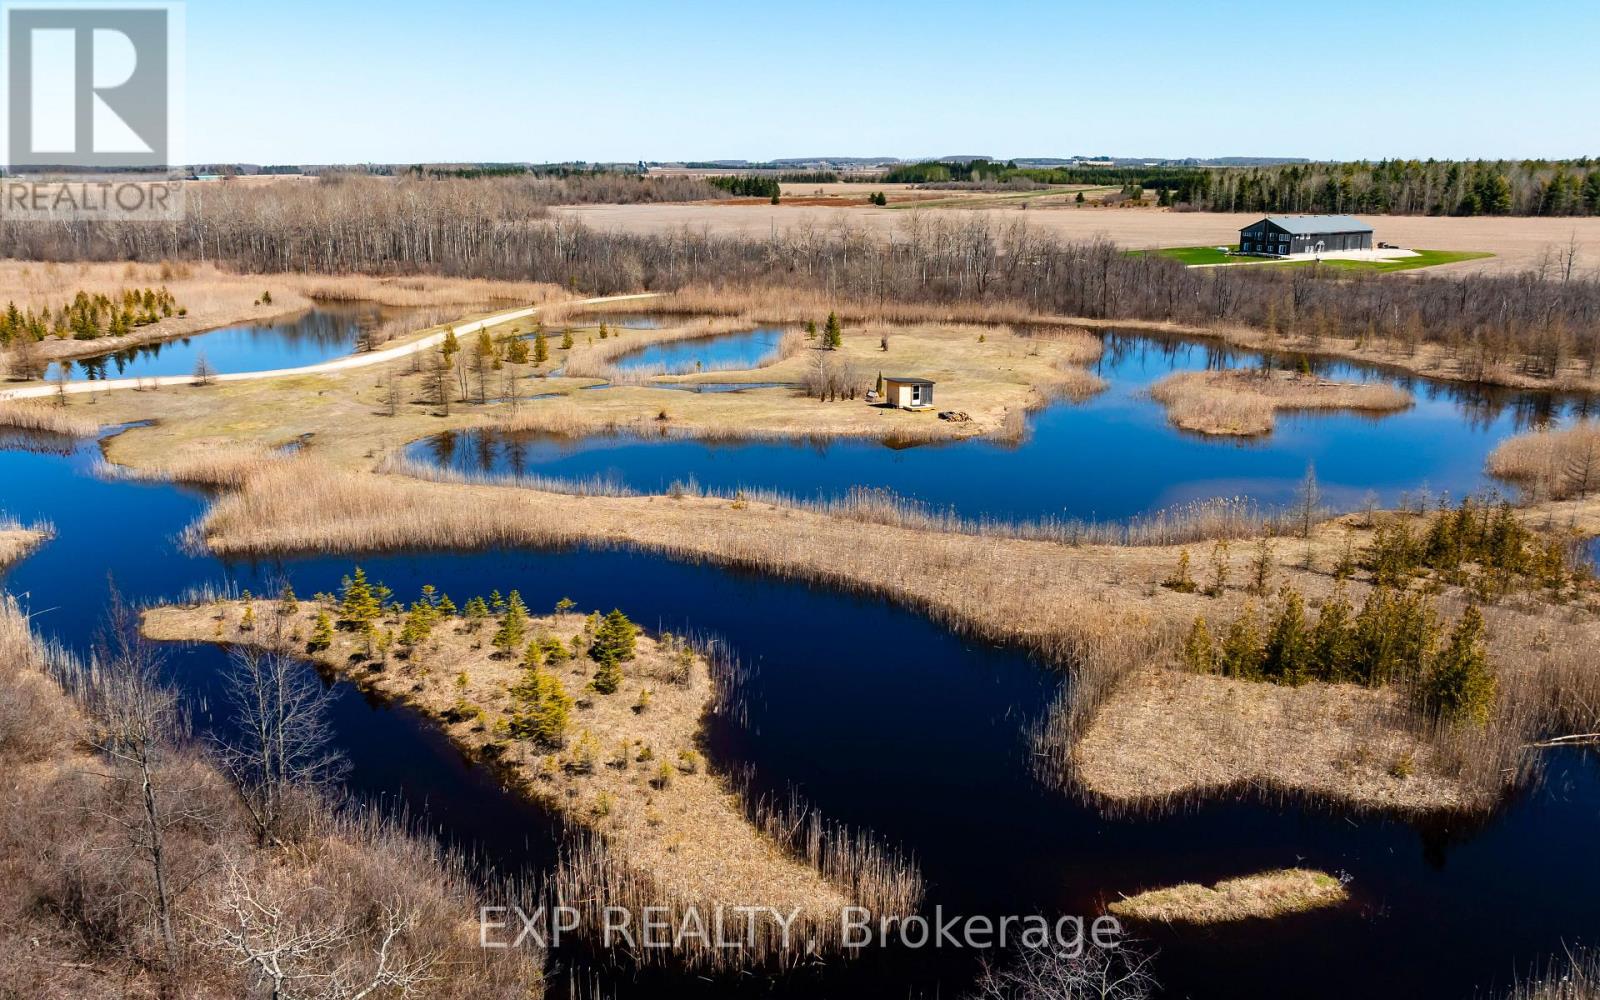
[186,0,1600,163]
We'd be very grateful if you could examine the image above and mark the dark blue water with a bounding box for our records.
[611,326,787,375]
[43,305,382,382]
[565,312,664,331]
[3,428,1598,999]
[409,333,1590,524]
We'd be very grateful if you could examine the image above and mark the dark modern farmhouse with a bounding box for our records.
[1238,215,1374,256]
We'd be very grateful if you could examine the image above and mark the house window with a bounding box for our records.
[911,385,923,404]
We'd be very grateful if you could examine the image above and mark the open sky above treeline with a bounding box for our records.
[184,0,1598,164]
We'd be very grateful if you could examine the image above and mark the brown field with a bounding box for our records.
[557,203,1600,276]
[1149,369,1413,437]
[1107,868,1348,925]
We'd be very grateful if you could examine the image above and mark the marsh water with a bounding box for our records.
[3,327,1599,998]
[42,304,384,382]
[411,332,1592,524]
[608,325,788,375]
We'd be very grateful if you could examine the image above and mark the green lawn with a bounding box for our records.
[1138,245,1493,273]
[1307,249,1495,273]
[1147,245,1268,266]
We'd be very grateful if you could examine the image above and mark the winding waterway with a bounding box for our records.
[3,329,1598,998]
[413,332,1592,524]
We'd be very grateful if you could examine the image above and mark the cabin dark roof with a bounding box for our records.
[1251,214,1373,235]
[884,376,935,385]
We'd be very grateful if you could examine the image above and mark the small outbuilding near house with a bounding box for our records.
[883,376,935,410]
[1239,215,1373,257]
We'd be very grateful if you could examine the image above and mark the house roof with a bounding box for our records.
[884,376,935,385]
[1248,214,1373,235]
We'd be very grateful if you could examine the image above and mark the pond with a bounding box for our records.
[2,428,1598,999]
[608,325,789,375]
[410,332,1594,525]
[42,304,387,382]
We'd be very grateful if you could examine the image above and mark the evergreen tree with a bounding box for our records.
[276,584,299,618]
[591,657,623,695]
[441,327,460,361]
[1309,588,1357,682]
[509,664,573,746]
[1182,617,1217,673]
[462,595,490,631]
[589,609,638,664]
[824,312,843,350]
[491,590,529,657]
[534,328,549,364]
[560,328,574,350]
[338,567,381,629]
[1261,588,1312,684]
[1420,606,1495,725]
[804,320,817,340]
[506,337,530,364]
[307,610,335,652]
[1220,604,1263,680]
[1248,539,1275,596]
[1162,549,1198,593]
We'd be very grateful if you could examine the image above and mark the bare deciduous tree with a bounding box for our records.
[216,616,346,843]
[207,864,438,1000]
[82,587,204,968]
[969,944,1158,1000]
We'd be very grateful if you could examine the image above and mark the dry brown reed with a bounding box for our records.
[385,452,1291,547]
[0,517,51,568]
[1106,868,1348,925]
[640,285,1094,329]
[0,595,547,999]
[280,273,565,308]
[0,402,101,437]
[1150,369,1413,437]
[1488,421,1600,500]
[97,442,289,488]
[1503,945,1600,1000]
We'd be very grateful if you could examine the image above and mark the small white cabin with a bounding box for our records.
[883,376,935,410]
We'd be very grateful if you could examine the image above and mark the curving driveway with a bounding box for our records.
[0,292,661,402]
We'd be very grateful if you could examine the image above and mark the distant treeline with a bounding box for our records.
[873,158,1600,216]
[405,163,647,181]
[878,158,1200,190]
[6,176,1599,376]
[1173,159,1600,217]
[706,175,781,198]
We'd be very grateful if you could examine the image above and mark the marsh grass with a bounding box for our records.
[0,516,52,568]
[0,595,546,999]
[1106,868,1348,925]
[385,452,1295,547]
[1502,946,1600,1000]
[0,402,101,437]
[1489,421,1600,500]
[1150,369,1413,437]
